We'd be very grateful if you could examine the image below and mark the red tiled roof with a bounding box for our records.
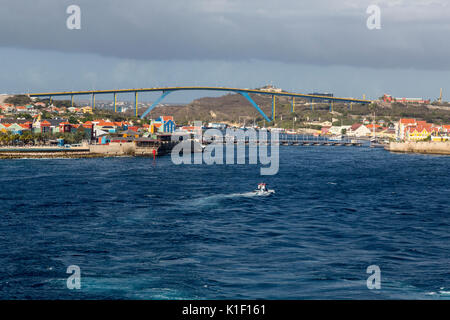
[400,118,416,124]
[97,120,116,126]
[161,116,174,122]
[407,125,437,133]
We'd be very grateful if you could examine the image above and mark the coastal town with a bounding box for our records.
[0,89,449,158]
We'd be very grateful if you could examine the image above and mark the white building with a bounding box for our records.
[328,125,351,135]
[348,124,371,137]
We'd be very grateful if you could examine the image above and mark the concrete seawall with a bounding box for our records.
[89,142,136,156]
[0,142,158,158]
[387,141,450,155]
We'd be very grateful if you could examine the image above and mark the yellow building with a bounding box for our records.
[431,135,449,142]
[82,106,93,114]
[406,127,432,141]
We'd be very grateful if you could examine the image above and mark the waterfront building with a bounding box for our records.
[328,125,351,135]
[431,135,449,142]
[32,118,67,134]
[442,125,450,133]
[121,130,140,139]
[2,123,27,134]
[406,126,432,141]
[349,124,371,137]
[321,126,331,135]
[91,120,121,133]
[396,118,417,140]
[151,116,176,133]
[208,123,227,129]
[97,135,111,145]
[404,122,440,141]
[378,128,396,140]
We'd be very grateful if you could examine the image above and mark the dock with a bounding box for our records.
[207,134,364,147]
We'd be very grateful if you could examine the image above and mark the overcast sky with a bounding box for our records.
[1,0,449,102]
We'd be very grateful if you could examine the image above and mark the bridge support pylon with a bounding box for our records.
[114,92,117,112]
[92,93,95,110]
[272,95,276,121]
[135,91,138,117]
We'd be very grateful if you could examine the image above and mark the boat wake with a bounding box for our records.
[183,191,264,209]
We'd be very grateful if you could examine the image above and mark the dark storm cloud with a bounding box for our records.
[1,0,450,69]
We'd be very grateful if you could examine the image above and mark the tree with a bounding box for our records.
[81,114,94,122]
[16,113,33,120]
[40,110,53,119]
[68,116,78,124]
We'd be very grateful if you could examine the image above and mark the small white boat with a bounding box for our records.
[253,183,275,196]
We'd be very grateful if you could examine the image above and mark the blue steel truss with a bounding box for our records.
[237,91,272,123]
[140,89,272,122]
[140,91,172,119]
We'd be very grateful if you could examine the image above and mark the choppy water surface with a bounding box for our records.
[0,147,449,299]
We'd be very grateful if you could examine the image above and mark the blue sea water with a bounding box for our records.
[0,146,449,299]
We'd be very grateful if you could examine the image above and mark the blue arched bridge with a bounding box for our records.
[27,86,372,122]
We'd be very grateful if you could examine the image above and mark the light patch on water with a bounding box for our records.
[74,277,192,299]
[184,192,263,209]
[426,288,450,297]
